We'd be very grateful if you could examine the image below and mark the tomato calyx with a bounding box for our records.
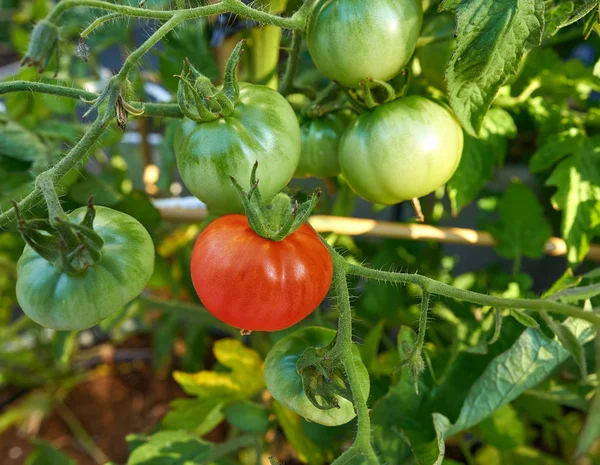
[13,197,104,275]
[295,336,353,411]
[176,40,243,123]
[230,162,321,241]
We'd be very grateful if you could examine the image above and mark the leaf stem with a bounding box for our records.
[347,263,600,326]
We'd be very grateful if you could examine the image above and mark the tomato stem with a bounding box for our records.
[330,254,381,464]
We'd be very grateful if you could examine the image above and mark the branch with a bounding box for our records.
[0,81,182,118]
[46,0,308,30]
[346,263,600,326]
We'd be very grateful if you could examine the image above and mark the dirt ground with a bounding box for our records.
[0,336,187,465]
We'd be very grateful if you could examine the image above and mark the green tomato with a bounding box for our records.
[295,112,352,178]
[339,96,463,204]
[417,13,456,90]
[265,326,370,426]
[16,207,154,331]
[306,0,423,89]
[175,83,301,214]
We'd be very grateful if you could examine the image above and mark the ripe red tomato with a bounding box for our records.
[190,215,333,331]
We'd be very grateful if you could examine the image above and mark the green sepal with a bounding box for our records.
[14,198,106,275]
[296,337,354,411]
[230,163,322,242]
[176,40,243,123]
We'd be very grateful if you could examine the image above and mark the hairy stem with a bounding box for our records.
[47,0,307,30]
[0,117,107,229]
[331,255,380,465]
[0,81,182,118]
[347,263,600,326]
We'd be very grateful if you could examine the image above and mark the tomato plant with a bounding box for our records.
[16,206,154,331]
[175,83,301,215]
[190,214,332,331]
[295,112,352,178]
[2,1,600,465]
[265,326,370,426]
[339,95,463,204]
[306,0,423,88]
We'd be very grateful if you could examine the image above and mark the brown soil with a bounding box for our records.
[0,336,186,465]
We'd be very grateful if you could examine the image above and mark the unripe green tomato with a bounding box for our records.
[339,96,463,204]
[417,13,456,90]
[16,207,155,331]
[306,0,423,89]
[175,83,301,215]
[265,327,370,426]
[295,112,352,178]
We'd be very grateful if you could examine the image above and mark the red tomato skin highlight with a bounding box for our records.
[190,215,333,331]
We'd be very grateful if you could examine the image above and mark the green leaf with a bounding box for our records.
[478,404,526,450]
[161,399,224,437]
[0,119,48,164]
[546,136,600,263]
[543,1,575,38]
[548,283,600,302]
[542,269,582,298]
[509,309,540,329]
[447,108,517,214]
[272,400,327,465]
[402,413,450,465]
[125,431,213,465]
[223,400,270,434]
[489,182,552,259]
[594,57,600,78]
[173,339,264,401]
[444,316,595,436]
[540,312,587,382]
[24,440,75,465]
[440,0,544,135]
[529,128,583,173]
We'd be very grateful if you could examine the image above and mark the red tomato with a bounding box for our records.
[190,215,333,331]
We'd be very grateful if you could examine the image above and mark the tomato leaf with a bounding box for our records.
[223,400,270,434]
[173,339,264,401]
[529,128,584,173]
[440,0,544,135]
[478,404,526,450]
[489,182,552,259]
[540,312,587,383]
[509,309,540,329]
[443,316,595,436]
[125,431,213,465]
[447,108,516,215]
[24,440,75,465]
[161,399,225,437]
[545,136,600,264]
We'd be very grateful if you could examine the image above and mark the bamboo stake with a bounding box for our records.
[156,205,600,262]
